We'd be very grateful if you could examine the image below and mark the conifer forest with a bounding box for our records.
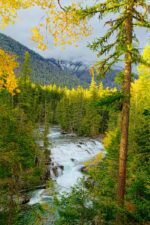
[0,1,150,225]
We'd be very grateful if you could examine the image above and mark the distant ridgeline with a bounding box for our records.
[0,33,121,89]
[50,58,122,89]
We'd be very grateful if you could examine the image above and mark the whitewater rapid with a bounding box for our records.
[28,126,103,205]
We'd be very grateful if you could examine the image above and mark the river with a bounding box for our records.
[28,126,104,205]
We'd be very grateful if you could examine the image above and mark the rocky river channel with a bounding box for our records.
[28,126,104,206]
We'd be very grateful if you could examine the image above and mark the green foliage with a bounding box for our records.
[53,182,98,225]
[56,79,117,136]
[96,91,124,111]
[19,51,32,85]
[13,204,46,225]
[115,71,137,86]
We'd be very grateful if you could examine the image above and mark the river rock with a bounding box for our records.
[20,194,30,204]
[52,167,58,177]
[71,158,75,162]
[58,165,64,170]
[61,131,68,134]
[85,149,90,154]
[79,166,88,173]
[79,141,84,145]
[77,145,81,148]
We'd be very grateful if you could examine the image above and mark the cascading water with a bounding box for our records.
[28,126,104,204]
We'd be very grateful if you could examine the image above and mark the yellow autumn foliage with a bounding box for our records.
[130,44,150,117]
[30,1,92,50]
[0,49,19,95]
[137,44,150,79]
[84,152,103,170]
[0,0,91,50]
[0,0,31,28]
[102,128,118,150]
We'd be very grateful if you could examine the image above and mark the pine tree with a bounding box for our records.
[17,52,34,121]
[19,51,32,88]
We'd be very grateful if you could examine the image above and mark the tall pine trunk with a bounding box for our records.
[117,4,133,223]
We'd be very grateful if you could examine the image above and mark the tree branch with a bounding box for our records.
[57,0,66,11]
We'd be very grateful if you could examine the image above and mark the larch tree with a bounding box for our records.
[0,0,28,95]
[19,51,32,85]
[0,49,19,95]
[0,0,28,28]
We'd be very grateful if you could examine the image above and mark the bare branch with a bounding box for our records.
[57,0,66,12]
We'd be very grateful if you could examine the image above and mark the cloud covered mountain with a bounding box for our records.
[0,33,121,89]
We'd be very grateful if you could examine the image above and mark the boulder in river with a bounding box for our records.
[85,149,90,154]
[50,164,64,178]
[79,166,88,173]
[61,131,68,134]
[59,165,64,170]
[79,141,84,145]
[77,145,81,148]
[20,194,30,204]
[52,167,58,177]
[71,158,75,162]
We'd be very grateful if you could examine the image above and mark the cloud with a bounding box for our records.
[0,5,149,68]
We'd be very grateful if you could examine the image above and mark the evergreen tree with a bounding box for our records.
[16,52,35,122]
[19,51,32,87]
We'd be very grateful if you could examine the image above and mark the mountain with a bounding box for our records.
[50,59,122,89]
[0,33,121,89]
[0,33,89,89]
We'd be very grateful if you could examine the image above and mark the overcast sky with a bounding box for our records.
[0,4,149,67]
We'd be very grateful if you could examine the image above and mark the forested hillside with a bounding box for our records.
[0,33,121,89]
[51,58,121,89]
[0,33,88,88]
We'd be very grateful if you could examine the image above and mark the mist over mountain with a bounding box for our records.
[0,33,89,88]
[50,58,122,89]
[0,33,121,89]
